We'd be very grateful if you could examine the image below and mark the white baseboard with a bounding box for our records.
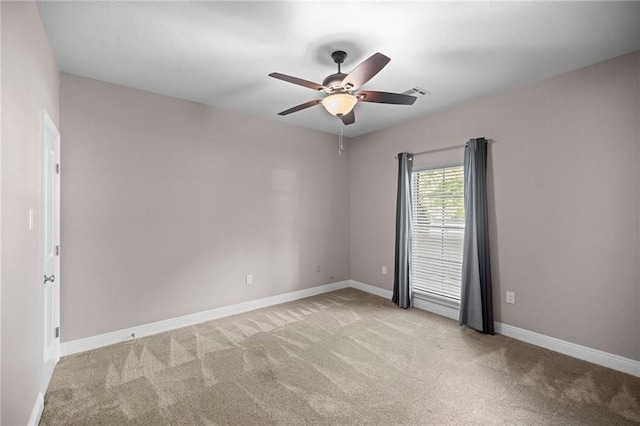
[28,392,44,426]
[349,280,392,299]
[494,322,640,378]
[350,280,640,378]
[349,280,460,321]
[413,297,459,321]
[61,280,350,356]
[61,278,640,379]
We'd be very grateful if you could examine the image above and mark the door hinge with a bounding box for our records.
[55,327,60,338]
[56,164,60,174]
[56,245,60,256]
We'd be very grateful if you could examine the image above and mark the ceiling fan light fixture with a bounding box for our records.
[321,93,357,117]
[270,51,414,126]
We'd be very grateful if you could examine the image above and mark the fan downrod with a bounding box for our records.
[331,50,347,73]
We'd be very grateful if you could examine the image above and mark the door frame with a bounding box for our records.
[40,109,61,395]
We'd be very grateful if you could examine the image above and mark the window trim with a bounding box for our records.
[412,161,463,173]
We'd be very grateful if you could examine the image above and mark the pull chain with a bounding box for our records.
[338,122,344,156]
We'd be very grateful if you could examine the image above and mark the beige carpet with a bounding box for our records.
[41,289,640,425]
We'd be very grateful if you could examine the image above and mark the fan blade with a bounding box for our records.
[340,53,390,90]
[340,110,355,125]
[277,99,322,116]
[269,73,325,91]
[356,91,417,105]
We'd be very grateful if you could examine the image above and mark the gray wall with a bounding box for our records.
[1,1,60,424]
[3,7,637,423]
[350,52,640,361]
[59,73,350,341]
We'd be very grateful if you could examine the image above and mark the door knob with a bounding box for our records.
[44,275,55,284]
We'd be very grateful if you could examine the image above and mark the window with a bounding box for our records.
[411,166,465,304]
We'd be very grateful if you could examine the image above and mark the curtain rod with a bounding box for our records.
[394,140,495,159]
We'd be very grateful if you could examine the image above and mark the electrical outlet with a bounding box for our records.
[506,291,515,304]
[382,266,387,275]
[246,274,253,285]
[316,264,321,273]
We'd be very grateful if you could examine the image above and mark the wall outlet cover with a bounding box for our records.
[506,291,515,304]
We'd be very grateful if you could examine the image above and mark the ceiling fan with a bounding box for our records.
[269,51,417,126]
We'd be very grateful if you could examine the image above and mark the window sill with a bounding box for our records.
[412,290,460,321]
[413,289,460,308]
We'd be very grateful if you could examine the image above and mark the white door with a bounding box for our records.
[41,110,60,394]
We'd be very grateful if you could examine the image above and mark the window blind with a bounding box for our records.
[411,166,465,302]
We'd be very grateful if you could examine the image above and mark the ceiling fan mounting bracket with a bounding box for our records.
[331,50,347,64]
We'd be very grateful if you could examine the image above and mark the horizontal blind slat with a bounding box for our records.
[411,165,465,302]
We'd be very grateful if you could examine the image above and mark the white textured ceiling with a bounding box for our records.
[37,1,640,137]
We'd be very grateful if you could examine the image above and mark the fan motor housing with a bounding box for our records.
[322,72,347,91]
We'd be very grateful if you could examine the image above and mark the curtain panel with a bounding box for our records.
[459,138,494,334]
[392,152,413,308]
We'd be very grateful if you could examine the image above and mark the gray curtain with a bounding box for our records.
[392,152,413,308]
[459,138,494,334]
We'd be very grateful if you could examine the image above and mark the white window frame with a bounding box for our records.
[411,163,464,313]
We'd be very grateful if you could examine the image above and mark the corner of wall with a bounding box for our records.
[1,1,60,424]
[0,2,4,422]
